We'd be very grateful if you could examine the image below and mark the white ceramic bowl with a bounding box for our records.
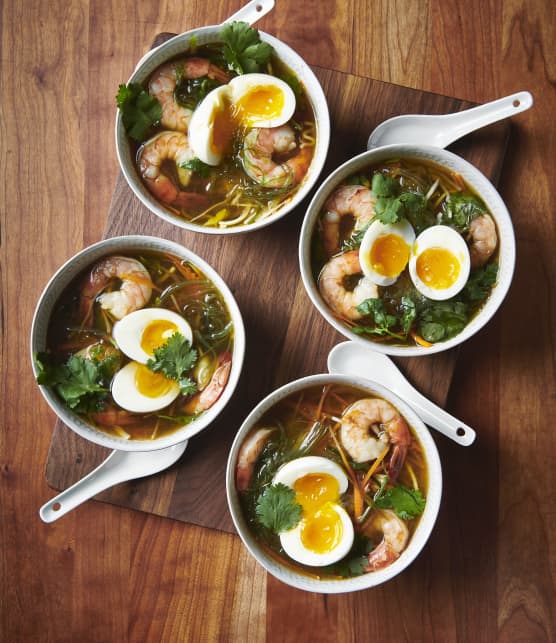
[116,25,330,234]
[30,235,246,451]
[299,144,516,356]
[226,373,442,593]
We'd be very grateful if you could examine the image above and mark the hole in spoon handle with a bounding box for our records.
[223,0,275,25]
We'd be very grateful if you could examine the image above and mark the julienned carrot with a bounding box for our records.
[361,446,389,489]
[410,330,433,348]
[328,425,365,519]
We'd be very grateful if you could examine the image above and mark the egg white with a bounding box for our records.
[279,502,355,567]
[359,219,416,286]
[409,225,471,300]
[228,73,296,129]
[111,361,180,413]
[188,85,231,166]
[273,456,349,492]
[112,308,192,364]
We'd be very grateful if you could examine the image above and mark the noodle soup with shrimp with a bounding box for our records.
[309,157,500,348]
[34,250,235,441]
[117,22,317,230]
[233,382,428,580]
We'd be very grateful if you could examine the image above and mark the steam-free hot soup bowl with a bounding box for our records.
[226,373,442,593]
[30,235,245,451]
[116,21,330,234]
[299,144,515,356]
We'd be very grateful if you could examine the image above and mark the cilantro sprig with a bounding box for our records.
[374,484,426,520]
[179,157,212,178]
[371,172,435,232]
[116,82,162,141]
[146,332,198,395]
[35,352,116,413]
[220,21,273,74]
[255,483,303,533]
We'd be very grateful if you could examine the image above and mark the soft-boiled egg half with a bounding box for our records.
[188,73,296,166]
[111,361,180,413]
[359,219,416,286]
[273,456,354,567]
[113,308,192,364]
[409,225,471,300]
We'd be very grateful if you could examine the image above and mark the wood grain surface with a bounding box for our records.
[2,1,555,641]
[44,49,509,533]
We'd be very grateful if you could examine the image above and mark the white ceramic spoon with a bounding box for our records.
[367,91,533,149]
[328,341,475,446]
[134,0,275,70]
[39,441,187,523]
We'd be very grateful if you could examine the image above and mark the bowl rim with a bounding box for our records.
[115,26,331,235]
[30,234,246,451]
[298,143,516,356]
[225,372,443,593]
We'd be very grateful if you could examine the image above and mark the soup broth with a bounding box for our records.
[36,251,234,440]
[311,158,499,347]
[235,384,428,579]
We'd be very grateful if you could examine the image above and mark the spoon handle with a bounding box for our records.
[437,91,533,147]
[223,0,275,25]
[39,451,124,523]
[391,378,476,446]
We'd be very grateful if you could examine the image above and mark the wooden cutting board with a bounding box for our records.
[45,36,509,533]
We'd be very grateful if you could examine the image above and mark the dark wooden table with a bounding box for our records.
[2,1,554,641]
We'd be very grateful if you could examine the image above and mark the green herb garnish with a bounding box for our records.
[463,263,498,301]
[179,157,212,178]
[374,484,426,520]
[35,353,114,413]
[116,82,162,141]
[417,300,468,343]
[439,192,485,231]
[146,332,198,395]
[255,483,303,533]
[220,21,273,74]
[174,75,221,110]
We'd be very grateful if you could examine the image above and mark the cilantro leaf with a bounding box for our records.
[399,296,417,335]
[174,75,221,110]
[463,263,498,302]
[374,484,426,520]
[35,353,110,413]
[146,332,198,395]
[179,157,211,178]
[355,298,407,341]
[417,301,468,343]
[440,192,485,231]
[116,83,162,141]
[220,21,273,74]
[371,173,400,198]
[255,483,302,533]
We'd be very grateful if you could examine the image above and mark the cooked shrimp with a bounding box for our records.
[137,131,210,209]
[321,185,376,256]
[149,59,229,132]
[363,509,409,571]
[318,250,378,320]
[184,352,232,414]
[242,125,312,188]
[236,427,275,491]
[340,398,411,479]
[468,213,497,268]
[80,256,152,323]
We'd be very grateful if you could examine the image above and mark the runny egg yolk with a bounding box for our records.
[293,473,343,554]
[134,363,175,398]
[370,234,411,277]
[416,246,461,289]
[234,85,285,127]
[300,503,343,554]
[140,319,178,356]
